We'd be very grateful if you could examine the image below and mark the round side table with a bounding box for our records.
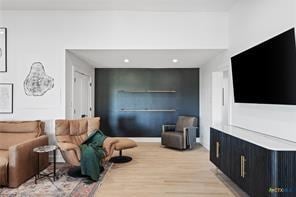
[33,145,57,184]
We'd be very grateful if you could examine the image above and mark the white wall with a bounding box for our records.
[230,0,296,143]
[200,0,296,149]
[211,71,224,125]
[0,11,228,140]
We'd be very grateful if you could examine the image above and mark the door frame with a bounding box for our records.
[211,66,231,126]
[71,67,92,119]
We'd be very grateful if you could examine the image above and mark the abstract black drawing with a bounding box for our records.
[0,27,7,72]
[24,62,54,96]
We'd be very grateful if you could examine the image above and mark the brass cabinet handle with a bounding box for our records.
[240,155,246,178]
[216,142,220,158]
[243,156,246,178]
[240,155,243,177]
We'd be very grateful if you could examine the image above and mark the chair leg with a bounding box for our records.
[110,150,132,163]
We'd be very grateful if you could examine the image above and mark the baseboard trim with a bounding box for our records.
[128,137,161,142]
[128,137,201,143]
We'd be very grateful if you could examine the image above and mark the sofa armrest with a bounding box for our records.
[162,125,176,133]
[8,135,49,188]
[57,142,81,160]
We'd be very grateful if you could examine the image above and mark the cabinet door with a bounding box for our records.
[248,144,272,197]
[210,129,231,176]
[220,133,231,177]
[210,128,222,168]
[277,151,296,197]
[230,137,250,193]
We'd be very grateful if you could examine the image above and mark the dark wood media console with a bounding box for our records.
[210,125,296,197]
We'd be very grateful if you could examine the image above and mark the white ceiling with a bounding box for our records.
[69,49,225,68]
[0,0,237,11]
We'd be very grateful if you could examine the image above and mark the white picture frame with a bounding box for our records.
[0,27,7,72]
[0,83,13,114]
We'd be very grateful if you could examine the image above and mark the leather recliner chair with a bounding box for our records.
[55,117,118,168]
[161,116,199,150]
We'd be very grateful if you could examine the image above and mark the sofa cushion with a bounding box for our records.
[0,150,8,186]
[87,117,100,134]
[161,131,185,149]
[70,119,88,136]
[56,118,100,137]
[71,133,88,145]
[0,121,43,136]
[0,133,36,150]
[55,118,100,145]
[55,120,70,136]
[56,135,72,143]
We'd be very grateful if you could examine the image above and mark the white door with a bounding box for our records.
[212,70,230,125]
[73,71,91,119]
[221,70,229,125]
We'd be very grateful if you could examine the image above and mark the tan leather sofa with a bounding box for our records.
[0,121,49,188]
[55,117,118,167]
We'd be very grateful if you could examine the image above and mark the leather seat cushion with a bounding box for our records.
[162,131,184,138]
[161,131,184,149]
[57,142,80,151]
[113,138,137,150]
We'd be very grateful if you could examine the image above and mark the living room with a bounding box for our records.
[1,0,296,196]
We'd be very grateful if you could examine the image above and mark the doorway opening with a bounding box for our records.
[65,50,95,119]
[73,71,92,119]
[212,69,230,125]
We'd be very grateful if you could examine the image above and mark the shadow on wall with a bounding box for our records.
[117,116,151,137]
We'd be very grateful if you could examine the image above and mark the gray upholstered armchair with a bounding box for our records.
[161,116,198,150]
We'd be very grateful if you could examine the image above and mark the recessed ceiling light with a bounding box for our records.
[0,31,4,34]
[124,59,130,63]
[172,59,178,63]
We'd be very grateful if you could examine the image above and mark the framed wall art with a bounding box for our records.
[0,27,7,72]
[0,83,13,114]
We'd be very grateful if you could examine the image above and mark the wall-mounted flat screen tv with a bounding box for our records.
[231,28,296,105]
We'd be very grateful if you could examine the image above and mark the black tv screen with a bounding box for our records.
[231,28,296,105]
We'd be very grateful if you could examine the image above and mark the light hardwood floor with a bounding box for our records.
[96,143,248,197]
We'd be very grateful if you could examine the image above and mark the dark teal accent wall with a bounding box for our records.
[95,68,199,137]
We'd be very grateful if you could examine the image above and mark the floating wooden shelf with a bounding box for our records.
[120,109,176,112]
[118,90,176,93]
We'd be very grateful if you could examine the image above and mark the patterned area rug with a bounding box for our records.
[0,162,112,197]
